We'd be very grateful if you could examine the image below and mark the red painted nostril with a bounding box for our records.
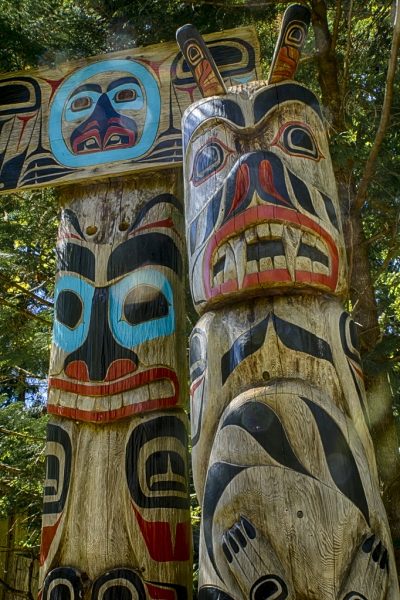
[228,163,250,216]
[65,361,90,382]
[105,359,137,382]
[259,160,289,205]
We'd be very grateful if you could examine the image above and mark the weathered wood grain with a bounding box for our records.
[39,170,192,600]
[0,27,260,194]
[180,12,399,600]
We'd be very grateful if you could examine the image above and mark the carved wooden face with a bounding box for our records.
[183,80,347,312]
[48,184,185,421]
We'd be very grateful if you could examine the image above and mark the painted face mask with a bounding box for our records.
[48,176,186,422]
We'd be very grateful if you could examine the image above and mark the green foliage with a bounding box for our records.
[0,401,48,550]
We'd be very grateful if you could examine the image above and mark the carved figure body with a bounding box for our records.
[178,6,399,599]
[39,172,192,600]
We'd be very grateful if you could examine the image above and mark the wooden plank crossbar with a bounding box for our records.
[0,27,260,194]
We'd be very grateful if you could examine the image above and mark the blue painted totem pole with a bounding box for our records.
[177,5,399,600]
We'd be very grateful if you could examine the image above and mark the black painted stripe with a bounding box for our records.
[247,240,284,262]
[127,193,183,234]
[184,99,245,148]
[221,314,270,384]
[273,314,333,363]
[288,171,319,218]
[107,232,182,281]
[56,242,95,282]
[297,242,329,267]
[320,191,339,231]
[221,401,312,477]
[301,396,370,525]
[253,82,323,124]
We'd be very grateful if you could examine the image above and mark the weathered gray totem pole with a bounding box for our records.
[177,5,400,600]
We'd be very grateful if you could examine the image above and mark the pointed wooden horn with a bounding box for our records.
[268,4,311,85]
[176,24,227,98]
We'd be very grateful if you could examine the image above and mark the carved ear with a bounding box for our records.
[176,24,227,98]
[268,4,311,85]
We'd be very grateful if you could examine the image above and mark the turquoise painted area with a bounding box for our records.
[49,60,161,167]
[109,270,175,347]
[53,276,94,353]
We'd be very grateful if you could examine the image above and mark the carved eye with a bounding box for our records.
[114,88,138,103]
[191,139,234,186]
[123,284,169,325]
[70,96,93,112]
[56,290,83,330]
[272,122,323,161]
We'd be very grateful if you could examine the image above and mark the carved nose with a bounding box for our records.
[65,359,137,382]
[64,287,138,382]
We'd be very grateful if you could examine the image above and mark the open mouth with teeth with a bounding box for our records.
[48,367,179,422]
[204,206,339,299]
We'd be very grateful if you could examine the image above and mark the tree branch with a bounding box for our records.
[0,297,51,326]
[0,462,21,474]
[0,425,45,442]
[341,0,354,116]
[0,273,53,308]
[352,0,400,212]
[330,0,342,53]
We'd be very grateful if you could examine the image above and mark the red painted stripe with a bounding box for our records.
[204,205,339,299]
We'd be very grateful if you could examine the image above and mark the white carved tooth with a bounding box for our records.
[283,226,301,281]
[302,231,316,247]
[316,238,328,256]
[245,227,257,244]
[213,270,224,286]
[296,256,312,272]
[313,262,330,276]
[270,223,283,238]
[273,255,287,270]
[259,257,273,271]
[149,379,174,400]
[246,260,259,275]
[224,243,237,283]
[256,223,270,239]
[231,234,247,288]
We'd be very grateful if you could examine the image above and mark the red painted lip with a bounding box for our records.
[72,118,136,154]
[204,205,339,300]
[49,367,178,398]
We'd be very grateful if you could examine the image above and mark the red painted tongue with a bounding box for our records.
[259,159,290,205]
[227,163,250,217]
[64,359,136,382]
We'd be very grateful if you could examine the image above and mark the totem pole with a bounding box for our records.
[0,29,260,600]
[177,5,400,600]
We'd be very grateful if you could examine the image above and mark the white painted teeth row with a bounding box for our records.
[212,223,331,288]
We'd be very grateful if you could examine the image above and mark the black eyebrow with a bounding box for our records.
[69,84,102,98]
[127,193,183,234]
[107,77,140,92]
[56,243,95,281]
[184,99,245,149]
[61,209,86,240]
[107,232,182,281]
[253,82,323,123]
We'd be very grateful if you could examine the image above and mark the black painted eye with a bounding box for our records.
[123,285,169,325]
[192,140,233,185]
[273,122,323,161]
[56,290,83,330]
[71,96,93,112]
[114,88,138,103]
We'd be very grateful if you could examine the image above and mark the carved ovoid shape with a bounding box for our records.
[179,6,399,600]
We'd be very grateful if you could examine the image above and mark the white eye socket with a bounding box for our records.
[114,88,138,103]
[272,122,324,161]
[123,284,169,326]
[71,96,93,112]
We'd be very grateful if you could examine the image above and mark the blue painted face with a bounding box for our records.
[49,60,161,168]
[53,270,175,357]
